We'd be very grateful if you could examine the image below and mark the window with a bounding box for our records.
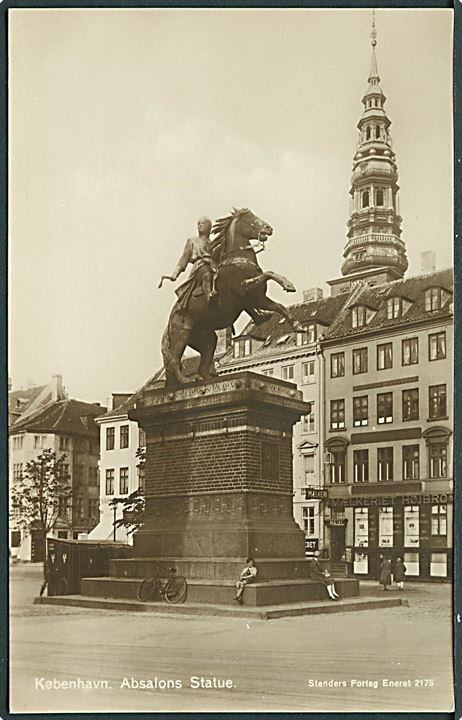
[429,332,446,361]
[377,447,393,482]
[429,385,447,419]
[377,392,393,424]
[12,436,24,450]
[330,451,346,484]
[233,338,251,358]
[281,365,294,381]
[302,361,315,384]
[120,467,129,495]
[59,436,71,452]
[120,425,129,449]
[75,497,85,519]
[330,352,345,378]
[404,506,420,547]
[352,306,366,328]
[301,403,315,433]
[302,506,315,535]
[354,508,369,547]
[261,368,274,377]
[106,427,115,451]
[296,324,316,345]
[261,442,279,482]
[13,463,23,481]
[89,498,99,518]
[429,443,448,479]
[425,288,449,312]
[375,125,380,139]
[88,467,99,486]
[352,348,368,375]
[330,400,345,430]
[387,297,402,319]
[402,337,418,366]
[139,429,146,447]
[353,450,369,483]
[402,389,419,422]
[353,396,368,427]
[431,505,447,536]
[303,454,315,482]
[105,469,115,495]
[379,507,393,547]
[403,446,420,480]
[58,497,69,518]
[137,465,145,492]
[377,343,393,370]
[376,188,384,206]
[366,126,371,141]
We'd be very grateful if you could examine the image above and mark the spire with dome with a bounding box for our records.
[340,10,408,281]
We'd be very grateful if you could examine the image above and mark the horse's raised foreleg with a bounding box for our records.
[189,328,218,380]
[255,296,305,333]
[243,271,296,293]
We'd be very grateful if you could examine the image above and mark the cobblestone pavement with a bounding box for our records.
[9,563,455,713]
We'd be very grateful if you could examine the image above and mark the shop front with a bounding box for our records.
[326,491,453,582]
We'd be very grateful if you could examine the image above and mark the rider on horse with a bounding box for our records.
[158,216,217,309]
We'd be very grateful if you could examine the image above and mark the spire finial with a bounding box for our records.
[371,9,377,48]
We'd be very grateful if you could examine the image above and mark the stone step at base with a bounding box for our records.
[109,556,320,582]
[80,576,359,607]
[34,594,408,620]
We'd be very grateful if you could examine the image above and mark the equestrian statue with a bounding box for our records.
[158,207,305,388]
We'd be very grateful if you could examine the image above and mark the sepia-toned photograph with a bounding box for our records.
[7,5,455,714]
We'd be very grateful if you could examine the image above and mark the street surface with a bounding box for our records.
[9,563,454,713]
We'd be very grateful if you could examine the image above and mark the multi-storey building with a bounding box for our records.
[322,269,453,581]
[320,19,453,581]
[88,392,147,543]
[218,289,349,551]
[9,392,105,561]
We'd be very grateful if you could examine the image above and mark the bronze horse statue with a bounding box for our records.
[161,208,304,387]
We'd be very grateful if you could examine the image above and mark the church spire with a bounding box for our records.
[340,10,408,281]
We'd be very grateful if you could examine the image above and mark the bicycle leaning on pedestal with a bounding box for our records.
[136,562,187,604]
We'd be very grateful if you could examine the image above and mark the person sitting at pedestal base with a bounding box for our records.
[309,551,340,601]
[235,558,257,604]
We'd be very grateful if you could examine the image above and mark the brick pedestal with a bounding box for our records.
[82,372,360,607]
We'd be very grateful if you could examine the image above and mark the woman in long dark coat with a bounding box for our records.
[394,557,407,590]
[379,558,392,590]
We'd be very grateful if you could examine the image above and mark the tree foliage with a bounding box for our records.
[10,449,72,535]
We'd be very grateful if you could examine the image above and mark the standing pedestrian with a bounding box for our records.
[394,557,407,590]
[378,553,384,584]
[379,557,392,591]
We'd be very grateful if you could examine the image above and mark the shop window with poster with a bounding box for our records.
[404,506,420,547]
[353,508,369,574]
[379,506,393,548]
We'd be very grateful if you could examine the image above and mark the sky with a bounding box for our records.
[8,8,453,404]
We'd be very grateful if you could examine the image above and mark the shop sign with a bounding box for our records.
[305,538,319,553]
[328,493,453,508]
[304,487,328,500]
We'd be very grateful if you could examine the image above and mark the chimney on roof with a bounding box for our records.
[215,328,232,358]
[107,396,114,412]
[303,287,324,302]
[421,251,436,274]
[51,374,63,402]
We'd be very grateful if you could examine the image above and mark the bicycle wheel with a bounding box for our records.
[164,576,187,604]
[137,577,157,602]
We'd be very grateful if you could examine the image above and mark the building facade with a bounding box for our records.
[9,394,104,561]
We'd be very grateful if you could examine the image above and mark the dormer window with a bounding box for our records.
[233,337,251,359]
[425,287,450,312]
[296,324,317,346]
[352,306,375,328]
[387,296,412,319]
